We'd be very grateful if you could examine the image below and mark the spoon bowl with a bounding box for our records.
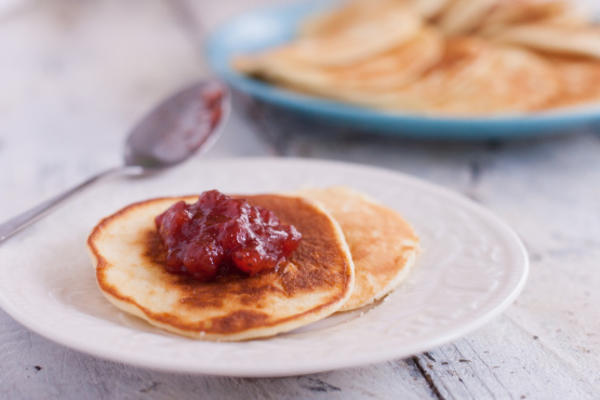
[125,81,227,169]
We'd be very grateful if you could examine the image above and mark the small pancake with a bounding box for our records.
[235,28,443,93]
[235,0,600,114]
[300,0,421,38]
[299,187,419,312]
[437,0,501,35]
[87,195,354,341]
[237,36,559,114]
[406,0,451,19]
[300,0,446,30]
[544,56,600,108]
[300,0,371,38]
[491,23,600,59]
[283,0,422,66]
[370,37,560,114]
[476,0,580,35]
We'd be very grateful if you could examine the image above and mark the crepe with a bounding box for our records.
[87,195,355,341]
[299,187,419,311]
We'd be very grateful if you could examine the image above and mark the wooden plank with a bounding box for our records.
[414,317,598,400]
[0,311,436,399]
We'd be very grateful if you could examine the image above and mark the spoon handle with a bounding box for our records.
[0,166,130,245]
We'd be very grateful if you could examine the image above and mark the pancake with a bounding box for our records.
[237,36,559,114]
[405,0,451,19]
[476,0,579,35]
[300,0,421,39]
[299,187,419,312]
[300,0,372,38]
[375,37,560,114]
[437,0,500,35]
[284,0,422,66]
[235,0,600,114]
[235,28,443,94]
[491,23,600,59]
[544,56,600,109]
[300,0,447,30]
[87,194,355,341]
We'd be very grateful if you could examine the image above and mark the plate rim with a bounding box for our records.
[0,157,529,376]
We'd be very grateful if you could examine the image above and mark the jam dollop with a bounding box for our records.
[154,190,302,281]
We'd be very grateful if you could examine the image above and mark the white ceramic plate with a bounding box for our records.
[0,158,528,377]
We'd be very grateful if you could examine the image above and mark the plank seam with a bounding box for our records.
[411,355,447,400]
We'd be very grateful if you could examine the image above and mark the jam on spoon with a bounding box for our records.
[155,190,302,281]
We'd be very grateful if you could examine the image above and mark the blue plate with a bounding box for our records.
[206,1,600,139]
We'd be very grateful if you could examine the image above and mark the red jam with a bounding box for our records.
[154,190,302,281]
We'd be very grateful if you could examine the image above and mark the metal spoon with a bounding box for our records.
[0,80,229,244]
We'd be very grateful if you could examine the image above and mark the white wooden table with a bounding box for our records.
[1,1,599,398]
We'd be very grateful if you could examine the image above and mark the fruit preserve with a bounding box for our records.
[154,190,302,280]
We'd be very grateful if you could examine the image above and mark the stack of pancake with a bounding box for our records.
[234,0,600,115]
[88,187,419,341]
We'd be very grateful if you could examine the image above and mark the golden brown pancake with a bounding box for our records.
[235,28,442,94]
[491,23,600,60]
[299,187,419,311]
[268,0,422,66]
[385,37,560,114]
[300,37,560,115]
[476,0,579,35]
[235,0,599,114]
[437,0,500,35]
[236,34,560,114]
[300,0,374,38]
[300,0,421,46]
[87,195,354,341]
[406,0,451,19]
[543,56,600,108]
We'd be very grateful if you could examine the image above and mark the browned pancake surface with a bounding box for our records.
[299,187,419,311]
[88,195,354,340]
